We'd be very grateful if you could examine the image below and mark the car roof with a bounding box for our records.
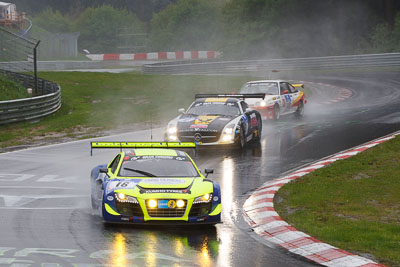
[245,80,286,84]
[194,97,241,103]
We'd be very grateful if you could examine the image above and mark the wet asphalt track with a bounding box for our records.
[0,71,399,267]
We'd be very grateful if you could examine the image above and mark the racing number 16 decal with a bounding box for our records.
[116,182,129,187]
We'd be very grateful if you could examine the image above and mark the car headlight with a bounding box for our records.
[148,199,157,208]
[260,101,267,107]
[115,192,139,204]
[193,193,212,204]
[167,127,177,134]
[176,199,185,208]
[224,127,234,134]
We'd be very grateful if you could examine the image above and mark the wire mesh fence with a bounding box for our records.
[0,26,37,73]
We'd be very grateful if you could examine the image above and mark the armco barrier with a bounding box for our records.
[142,52,400,74]
[0,69,61,125]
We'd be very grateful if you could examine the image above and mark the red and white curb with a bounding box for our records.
[243,132,400,267]
[86,50,221,61]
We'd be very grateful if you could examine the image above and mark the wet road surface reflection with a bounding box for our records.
[0,72,398,267]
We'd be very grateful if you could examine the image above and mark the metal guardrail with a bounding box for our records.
[0,69,61,125]
[142,53,400,75]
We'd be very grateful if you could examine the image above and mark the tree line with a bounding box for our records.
[15,0,400,58]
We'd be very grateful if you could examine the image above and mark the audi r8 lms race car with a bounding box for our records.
[165,94,264,148]
[239,80,307,120]
[90,142,221,225]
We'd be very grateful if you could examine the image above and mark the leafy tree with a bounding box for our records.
[368,12,400,53]
[32,8,72,33]
[149,0,221,51]
[73,5,145,53]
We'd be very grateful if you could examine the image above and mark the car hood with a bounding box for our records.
[106,178,195,193]
[177,115,233,132]
[137,178,194,189]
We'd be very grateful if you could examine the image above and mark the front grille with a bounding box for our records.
[189,202,212,217]
[178,132,221,143]
[146,199,187,217]
[115,202,144,217]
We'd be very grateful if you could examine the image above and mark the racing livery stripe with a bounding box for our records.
[291,91,304,107]
[243,130,400,267]
[204,98,228,103]
[105,203,120,216]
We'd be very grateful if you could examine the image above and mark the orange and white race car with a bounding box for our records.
[239,80,307,120]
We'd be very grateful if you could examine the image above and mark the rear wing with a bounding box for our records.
[90,141,196,156]
[195,93,265,100]
[292,83,304,89]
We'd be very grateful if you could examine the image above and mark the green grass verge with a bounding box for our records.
[0,71,260,149]
[275,135,400,266]
[0,76,30,100]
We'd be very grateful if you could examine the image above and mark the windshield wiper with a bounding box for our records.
[123,167,157,177]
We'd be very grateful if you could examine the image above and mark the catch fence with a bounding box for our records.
[142,53,400,75]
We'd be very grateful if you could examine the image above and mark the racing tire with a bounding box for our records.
[253,115,262,143]
[273,104,280,121]
[237,126,246,149]
[295,101,304,117]
[91,181,103,210]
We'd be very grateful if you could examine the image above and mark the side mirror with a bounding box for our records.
[178,108,185,114]
[99,168,108,173]
[205,168,214,178]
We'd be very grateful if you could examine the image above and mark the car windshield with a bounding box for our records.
[118,156,200,177]
[240,82,279,95]
[187,102,241,116]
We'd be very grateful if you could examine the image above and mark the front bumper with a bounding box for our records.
[165,132,239,146]
[103,202,222,224]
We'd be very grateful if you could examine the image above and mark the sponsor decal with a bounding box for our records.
[213,196,219,201]
[242,115,249,134]
[291,91,304,106]
[180,128,218,132]
[127,156,189,164]
[142,189,189,194]
[190,124,208,129]
[193,115,219,125]
[246,134,253,142]
[142,178,186,185]
[205,98,228,103]
[168,200,176,208]
[107,196,114,201]
[250,113,258,127]
[130,156,175,161]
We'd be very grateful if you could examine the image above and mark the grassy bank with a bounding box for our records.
[0,76,30,100]
[275,135,400,266]
[0,71,257,149]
